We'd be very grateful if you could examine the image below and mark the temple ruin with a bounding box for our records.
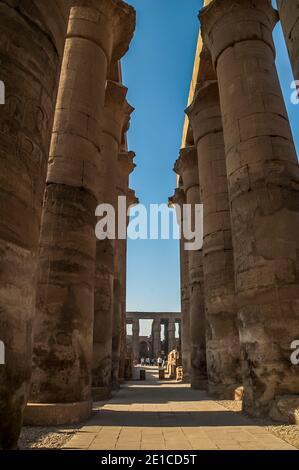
[0,0,299,451]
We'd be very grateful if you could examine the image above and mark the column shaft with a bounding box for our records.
[132,319,140,363]
[93,82,132,393]
[152,319,161,358]
[200,0,299,415]
[187,79,241,398]
[180,239,191,380]
[277,0,299,82]
[168,319,176,353]
[175,148,207,389]
[111,150,135,386]
[170,189,191,380]
[0,1,71,448]
[30,1,135,423]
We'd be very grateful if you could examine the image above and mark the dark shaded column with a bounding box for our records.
[119,187,138,380]
[200,0,299,416]
[0,1,71,449]
[132,318,140,363]
[175,147,207,389]
[111,151,136,386]
[187,76,241,398]
[152,319,161,358]
[277,0,299,82]
[28,0,136,425]
[168,319,176,353]
[169,188,191,381]
[93,83,133,396]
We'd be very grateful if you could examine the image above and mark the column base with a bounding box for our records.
[208,383,241,400]
[269,395,299,424]
[24,400,92,426]
[191,378,208,390]
[92,387,111,401]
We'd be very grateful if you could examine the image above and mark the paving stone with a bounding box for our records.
[64,373,297,450]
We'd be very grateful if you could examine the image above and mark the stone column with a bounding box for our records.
[119,187,138,379]
[152,319,161,358]
[169,188,191,381]
[168,319,176,353]
[93,83,133,395]
[186,78,241,398]
[175,147,207,390]
[28,0,136,425]
[0,1,71,449]
[92,235,114,400]
[112,151,136,386]
[200,0,299,416]
[277,0,299,82]
[132,319,140,363]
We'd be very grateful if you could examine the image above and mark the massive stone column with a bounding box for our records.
[169,188,191,380]
[152,319,161,358]
[0,1,71,449]
[132,318,140,363]
[111,151,136,385]
[200,0,299,416]
[92,234,114,400]
[187,79,241,398]
[175,147,207,389]
[168,319,176,353]
[93,83,133,395]
[277,0,299,82]
[119,187,138,380]
[28,0,136,425]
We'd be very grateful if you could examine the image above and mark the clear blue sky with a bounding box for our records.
[122,0,299,325]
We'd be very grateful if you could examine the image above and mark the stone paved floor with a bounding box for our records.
[64,367,296,450]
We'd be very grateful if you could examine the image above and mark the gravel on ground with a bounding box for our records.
[19,425,79,450]
[217,400,299,450]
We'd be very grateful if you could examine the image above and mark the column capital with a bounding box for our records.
[117,151,136,195]
[196,46,217,88]
[104,80,134,142]
[127,188,139,207]
[104,80,128,111]
[186,81,222,144]
[110,0,136,60]
[68,1,135,62]
[118,151,136,177]
[168,188,186,208]
[174,146,199,192]
[199,0,278,66]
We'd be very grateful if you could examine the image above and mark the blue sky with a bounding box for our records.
[122,0,299,333]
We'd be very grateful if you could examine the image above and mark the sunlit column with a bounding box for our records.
[200,0,299,416]
[187,71,241,398]
[28,0,136,425]
[0,1,72,449]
